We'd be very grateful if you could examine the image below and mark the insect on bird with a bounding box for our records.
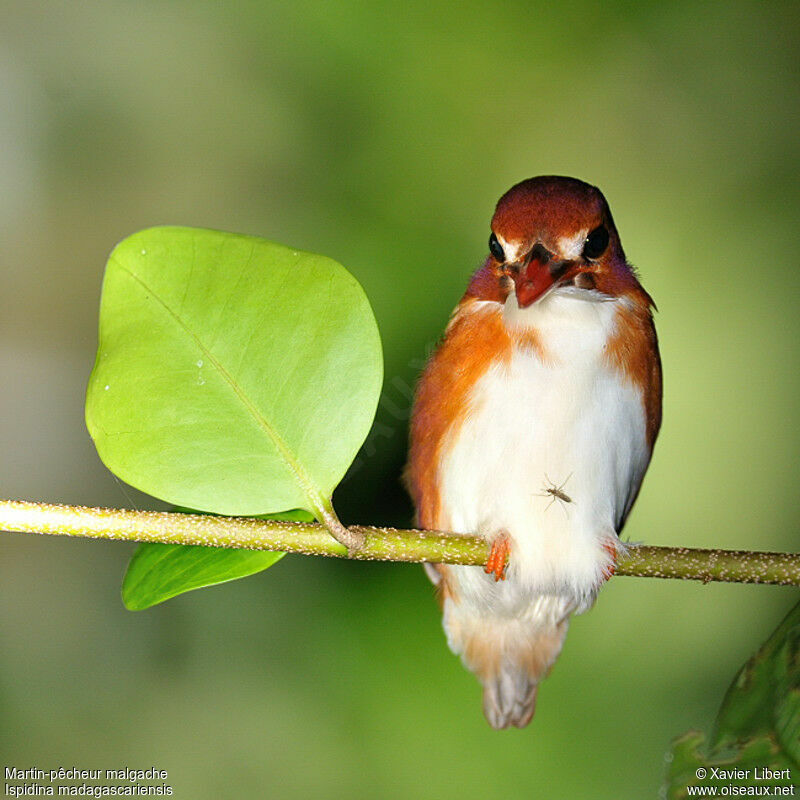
[405,176,662,729]
[539,473,573,514]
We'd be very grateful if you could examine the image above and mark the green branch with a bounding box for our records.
[1,499,798,585]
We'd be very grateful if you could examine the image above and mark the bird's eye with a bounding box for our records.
[582,225,609,260]
[488,232,505,262]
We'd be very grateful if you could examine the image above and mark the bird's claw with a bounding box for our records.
[601,539,617,582]
[484,533,510,581]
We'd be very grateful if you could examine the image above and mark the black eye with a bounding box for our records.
[582,225,609,260]
[488,232,505,262]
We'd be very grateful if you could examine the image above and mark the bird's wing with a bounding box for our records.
[616,307,662,532]
[404,296,510,531]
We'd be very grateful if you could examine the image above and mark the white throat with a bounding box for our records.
[502,288,620,361]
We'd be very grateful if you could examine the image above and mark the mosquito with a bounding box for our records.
[538,472,574,513]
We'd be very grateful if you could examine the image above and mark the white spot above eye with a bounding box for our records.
[196,359,203,368]
[557,231,588,260]
[497,235,526,263]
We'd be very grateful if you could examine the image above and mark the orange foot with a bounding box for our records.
[484,533,510,582]
[601,539,617,582]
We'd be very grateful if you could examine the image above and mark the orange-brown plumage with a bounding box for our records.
[405,298,511,531]
[605,299,662,451]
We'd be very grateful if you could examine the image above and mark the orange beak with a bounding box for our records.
[509,246,583,308]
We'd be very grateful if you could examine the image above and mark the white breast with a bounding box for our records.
[438,290,650,616]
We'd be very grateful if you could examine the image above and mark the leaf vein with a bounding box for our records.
[108,256,321,515]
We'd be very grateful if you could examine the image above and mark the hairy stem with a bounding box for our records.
[1,499,798,585]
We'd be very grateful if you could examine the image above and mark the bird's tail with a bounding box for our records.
[481,665,539,729]
[443,600,571,729]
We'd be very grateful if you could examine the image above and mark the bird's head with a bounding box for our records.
[487,176,636,308]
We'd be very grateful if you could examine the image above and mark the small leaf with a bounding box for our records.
[86,227,382,519]
[122,509,312,610]
[664,600,800,798]
[122,545,283,611]
[712,602,800,764]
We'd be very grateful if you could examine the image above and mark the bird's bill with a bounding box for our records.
[511,257,583,308]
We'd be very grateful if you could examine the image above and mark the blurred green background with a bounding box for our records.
[0,1,798,797]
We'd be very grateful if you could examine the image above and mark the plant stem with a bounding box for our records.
[1,498,798,585]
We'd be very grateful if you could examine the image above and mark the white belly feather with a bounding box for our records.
[438,290,649,619]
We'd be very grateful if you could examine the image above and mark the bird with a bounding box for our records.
[405,176,661,729]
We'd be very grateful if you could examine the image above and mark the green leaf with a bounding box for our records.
[122,509,313,610]
[664,600,800,798]
[122,545,281,611]
[86,226,383,519]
